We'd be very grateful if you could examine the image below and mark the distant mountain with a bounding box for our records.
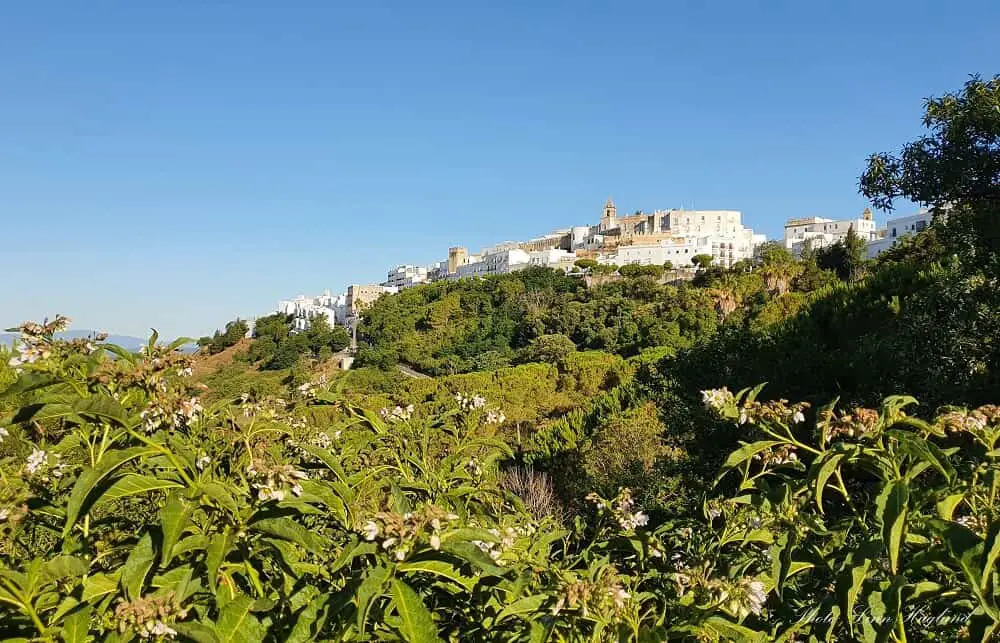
[0,330,197,354]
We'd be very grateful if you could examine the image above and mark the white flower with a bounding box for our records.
[179,397,203,421]
[0,427,9,443]
[196,455,211,470]
[792,411,806,424]
[25,449,47,474]
[257,487,285,502]
[745,579,767,615]
[361,521,379,541]
[150,621,178,638]
[608,586,630,609]
[633,511,648,527]
[394,549,407,561]
[290,483,303,497]
[177,367,193,377]
[700,388,733,411]
[0,508,9,521]
[429,533,441,550]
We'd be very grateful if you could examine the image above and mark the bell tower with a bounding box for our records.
[600,197,617,232]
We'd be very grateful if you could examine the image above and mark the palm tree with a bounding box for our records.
[760,261,802,296]
[709,273,743,320]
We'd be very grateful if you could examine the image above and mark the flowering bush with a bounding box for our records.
[8,318,999,640]
[0,319,777,642]
[701,384,1000,640]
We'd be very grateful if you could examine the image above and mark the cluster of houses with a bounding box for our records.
[273,200,937,334]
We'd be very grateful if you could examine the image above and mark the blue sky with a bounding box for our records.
[1,1,997,339]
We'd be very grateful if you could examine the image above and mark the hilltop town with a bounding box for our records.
[275,199,935,332]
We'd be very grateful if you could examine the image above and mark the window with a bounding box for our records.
[892,228,897,237]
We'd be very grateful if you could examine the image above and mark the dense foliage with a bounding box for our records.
[196,321,248,356]
[247,314,350,371]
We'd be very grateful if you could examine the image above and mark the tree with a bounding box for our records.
[619,264,662,278]
[662,260,674,271]
[861,75,1000,261]
[305,314,348,355]
[756,241,794,267]
[574,258,598,271]
[519,334,576,367]
[691,254,713,270]
[757,243,802,295]
[815,226,868,282]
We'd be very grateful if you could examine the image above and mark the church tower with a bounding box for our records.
[600,197,617,232]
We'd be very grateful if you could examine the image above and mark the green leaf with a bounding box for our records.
[249,517,328,555]
[495,594,547,624]
[10,402,80,425]
[205,530,230,593]
[159,494,190,568]
[391,579,441,643]
[72,394,129,427]
[701,615,767,642]
[715,440,785,484]
[81,572,119,603]
[439,541,507,576]
[167,337,195,352]
[837,556,871,637]
[888,430,955,482]
[171,622,218,643]
[101,344,138,365]
[195,482,241,517]
[813,453,845,514]
[329,541,377,574]
[63,447,154,537]
[355,565,390,636]
[0,372,61,398]
[397,559,475,591]
[936,493,964,520]
[875,480,908,575]
[213,593,266,643]
[296,479,348,524]
[928,518,996,619]
[60,605,91,643]
[43,555,88,581]
[95,475,182,508]
[121,533,156,600]
[286,594,330,643]
[981,520,1000,594]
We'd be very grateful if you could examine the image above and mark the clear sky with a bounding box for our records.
[1,1,997,339]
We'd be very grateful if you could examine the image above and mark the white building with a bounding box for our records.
[602,240,696,267]
[528,248,577,271]
[277,290,346,331]
[784,209,878,255]
[383,264,429,289]
[600,233,761,269]
[866,209,934,258]
[454,248,531,278]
